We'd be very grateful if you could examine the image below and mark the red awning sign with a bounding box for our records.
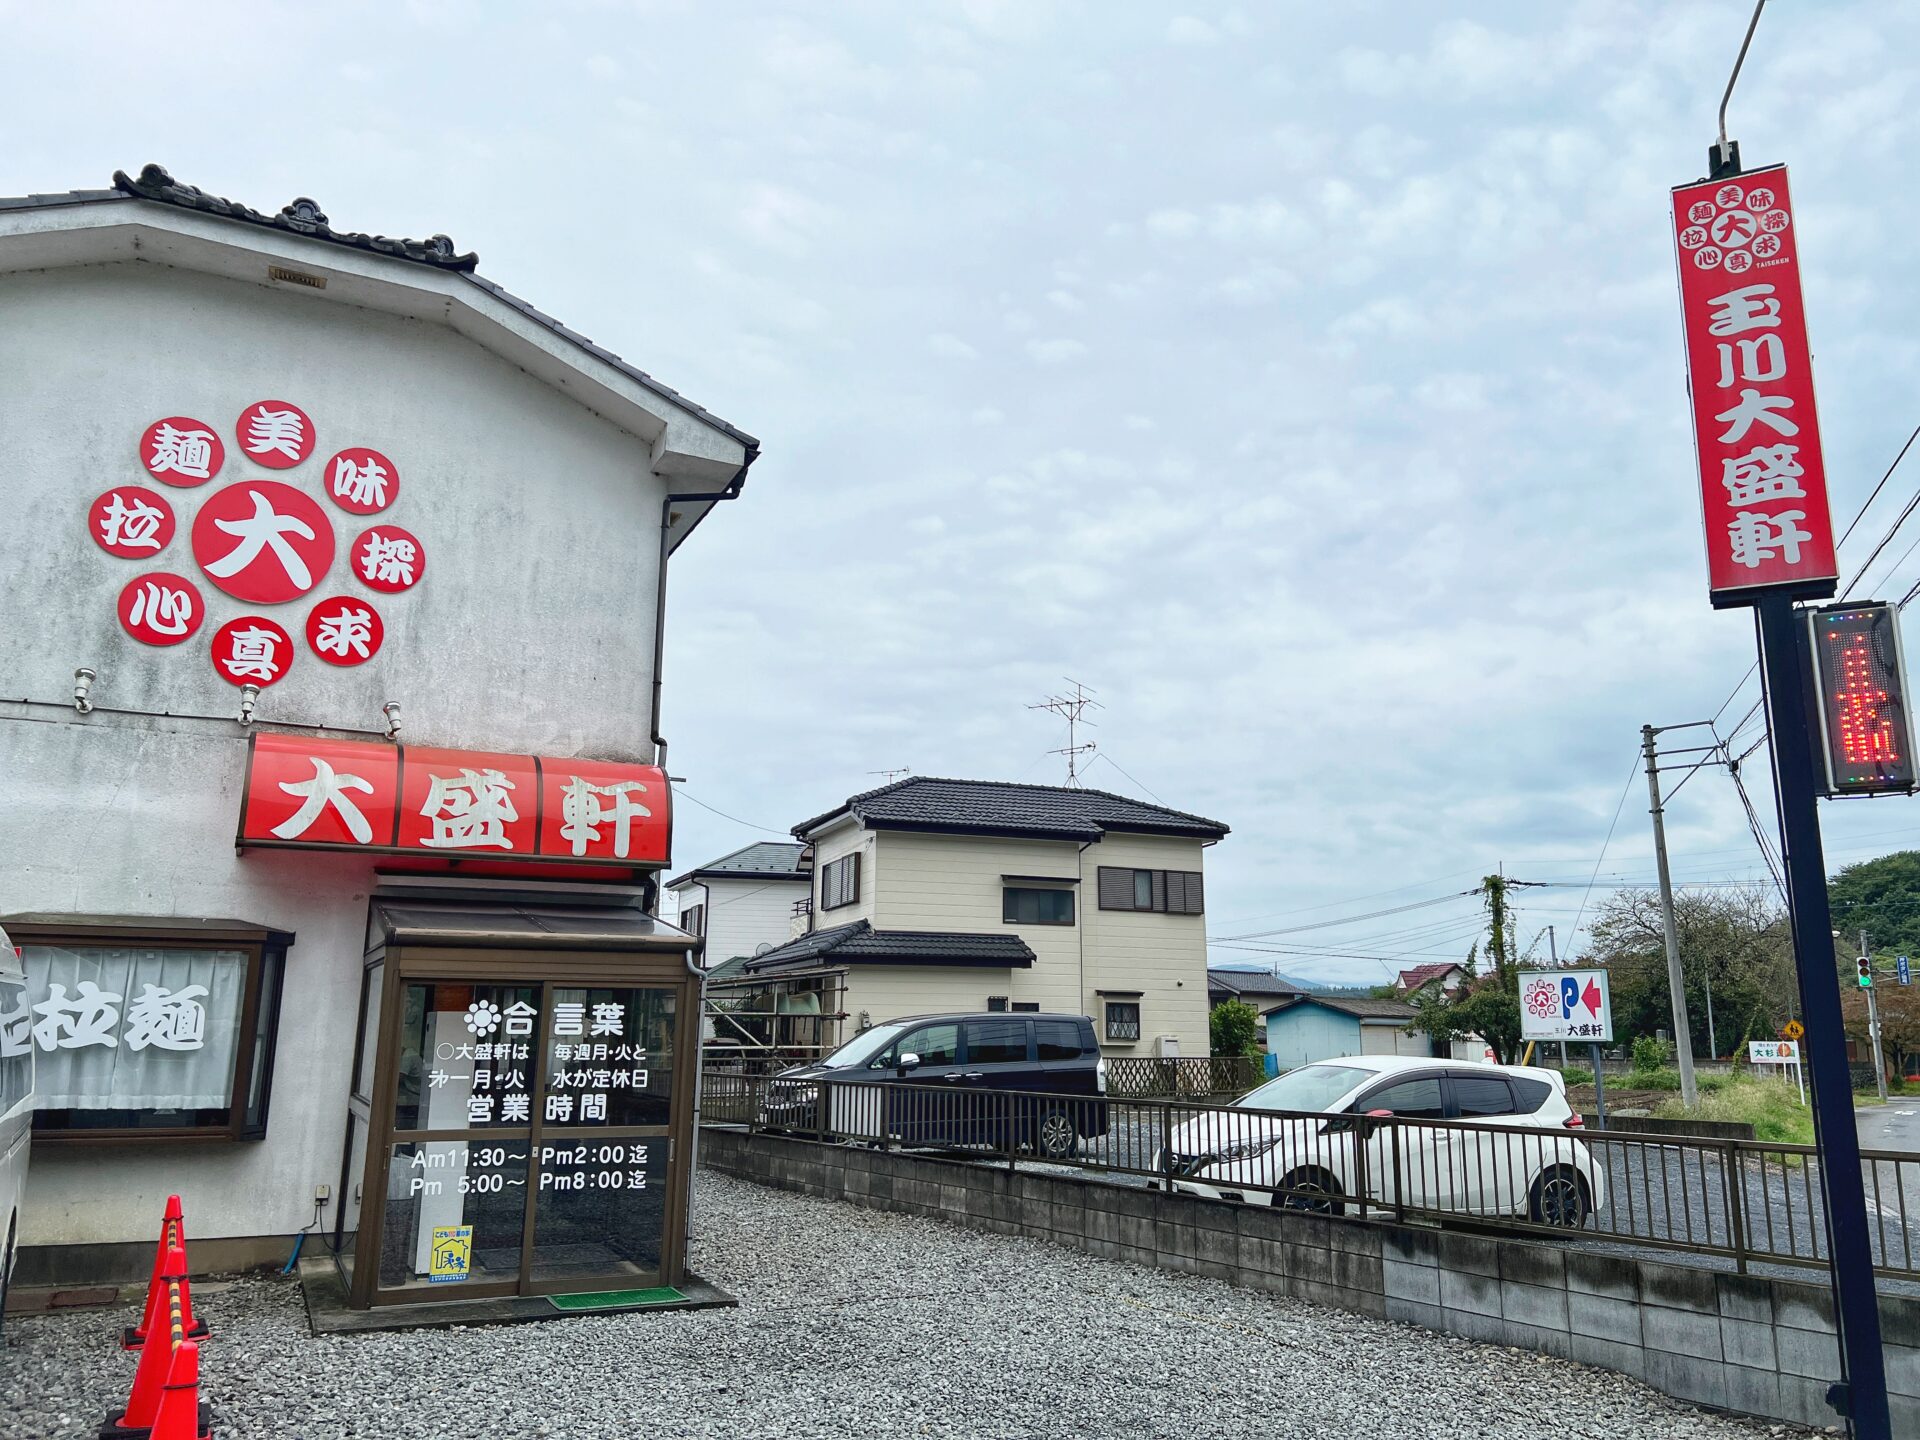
[237,733,670,868]
[1671,165,1838,607]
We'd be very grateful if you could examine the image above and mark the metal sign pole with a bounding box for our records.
[1589,1042,1607,1130]
[1755,590,1890,1437]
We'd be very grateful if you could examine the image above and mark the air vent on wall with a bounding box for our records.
[268,265,327,290]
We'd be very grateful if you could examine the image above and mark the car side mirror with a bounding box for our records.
[898,1052,921,1072]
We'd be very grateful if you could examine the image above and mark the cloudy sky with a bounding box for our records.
[15,1,1920,985]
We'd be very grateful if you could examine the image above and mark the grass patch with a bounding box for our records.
[1561,1066,1593,1088]
[1652,1076,1813,1146]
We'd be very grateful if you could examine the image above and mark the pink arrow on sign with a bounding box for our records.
[1582,979,1604,1017]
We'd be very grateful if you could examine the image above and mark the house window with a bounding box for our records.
[1104,1001,1142,1043]
[820,853,861,911]
[8,921,291,1142]
[1011,1001,1040,1013]
[986,996,1009,1012]
[1002,887,1074,926]
[680,903,705,937]
[1097,867,1204,914]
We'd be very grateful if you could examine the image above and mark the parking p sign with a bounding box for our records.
[1519,969,1613,1043]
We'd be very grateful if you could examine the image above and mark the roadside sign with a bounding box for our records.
[1519,969,1613,1043]
[1900,956,1912,987]
[1750,1040,1798,1064]
[1781,1019,1805,1041]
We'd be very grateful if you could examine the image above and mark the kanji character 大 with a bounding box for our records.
[272,755,375,843]
[1715,388,1798,445]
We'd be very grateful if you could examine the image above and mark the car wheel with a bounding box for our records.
[1277,1167,1345,1216]
[1528,1165,1592,1228]
[1034,1110,1078,1160]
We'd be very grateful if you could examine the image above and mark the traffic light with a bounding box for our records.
[1858,954,1875,989]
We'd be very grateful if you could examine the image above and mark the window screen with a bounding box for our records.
[820,853,861,910]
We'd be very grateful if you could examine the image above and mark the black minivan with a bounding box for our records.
[761,1012,1109,1158]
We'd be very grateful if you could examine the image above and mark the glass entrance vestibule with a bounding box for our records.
[333,901,701,1308]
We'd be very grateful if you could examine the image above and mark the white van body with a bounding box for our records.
[0,925,33,1329]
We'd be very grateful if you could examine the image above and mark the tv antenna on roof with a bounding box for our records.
[1029,678,1101,785]
[867,767,912,784]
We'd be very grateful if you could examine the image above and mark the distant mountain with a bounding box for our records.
[1208,965,1327,993]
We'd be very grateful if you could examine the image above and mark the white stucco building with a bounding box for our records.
[665,842,810,969]
[0,165,756,1291]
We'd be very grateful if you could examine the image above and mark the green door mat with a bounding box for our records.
[548,1287,686,1312]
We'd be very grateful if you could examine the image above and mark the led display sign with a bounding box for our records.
[1808,602,1917,797]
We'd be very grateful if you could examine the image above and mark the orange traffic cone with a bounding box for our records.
[102,1245,206,1440]
[148,1342,211,1440]
[124,1198,205,1350]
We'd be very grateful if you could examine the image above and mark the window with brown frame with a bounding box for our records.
[679,903,705,937]
[3,917,291,1142]
[1095,867,1204,914]
[820,852,861,911]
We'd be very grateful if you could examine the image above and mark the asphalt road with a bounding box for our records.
[1858,1100,1920,1154]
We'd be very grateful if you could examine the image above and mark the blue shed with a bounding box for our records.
[1261,996,1431,1073]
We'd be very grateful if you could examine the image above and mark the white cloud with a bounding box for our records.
[927,332,980,359]
[1167,16,1219,46]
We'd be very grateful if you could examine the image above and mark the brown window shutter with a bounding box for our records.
[850,851,862,905]
[1181,871,1204,914]
[1097,867,1132,910]
[1163,873,1187,913]
[1151,871,1167,912]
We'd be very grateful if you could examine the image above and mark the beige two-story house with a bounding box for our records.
[719,777,1229,1058]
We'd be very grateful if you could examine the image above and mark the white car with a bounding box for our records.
[1157,1055,1605,1227]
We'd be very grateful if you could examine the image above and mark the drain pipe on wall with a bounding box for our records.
[651,443,756,1283]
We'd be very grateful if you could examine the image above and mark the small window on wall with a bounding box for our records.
[1096,868,1204,914]
[820,853,861,911]
[680,904,706,938]
[7,922,292,1142]
[1104,1001,1142,1043]
[1002,887,1074,925]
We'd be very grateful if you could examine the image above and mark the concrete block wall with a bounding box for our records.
[699,1128,1920,1432]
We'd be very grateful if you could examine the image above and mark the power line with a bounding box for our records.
[669,784,787,837]
[1558,752,1642,961]
[1210,888,1482,943]
[1091,751,1164,804]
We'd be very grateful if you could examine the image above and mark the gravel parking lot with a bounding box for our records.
[0,1171,1812,1440]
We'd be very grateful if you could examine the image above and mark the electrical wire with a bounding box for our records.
[1090,751,1165,804]
[1210,888,1482,943]
[1557,753,1641,961]
[669,784,788,837]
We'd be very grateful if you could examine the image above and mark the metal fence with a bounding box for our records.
[699,1070,1920,1282]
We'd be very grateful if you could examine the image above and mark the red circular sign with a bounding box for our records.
[139,416,225,487]
[116,572,205,647]
[89,486,177,558]
[306,595,385,666]
[190,480,336,604]
[234,399,316,470]
[211,615,295,687]
[324,447,400,515]
[351,524,425,593]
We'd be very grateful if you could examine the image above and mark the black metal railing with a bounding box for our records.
[698,1070,1920,1281]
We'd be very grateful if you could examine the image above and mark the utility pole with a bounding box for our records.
[1549,925,1567,1067]
[1642,723,1700,1108]
[1863,930,1888,1104]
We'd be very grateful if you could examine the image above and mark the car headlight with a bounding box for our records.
[1215,1137,1280,1163]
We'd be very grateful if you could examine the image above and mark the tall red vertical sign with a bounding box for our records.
[1672,165,1838,607]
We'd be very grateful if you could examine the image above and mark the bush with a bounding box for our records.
[1630,1067,1682,1091]
[1208,999,1262,1060]
[1631,1035,1672,1074]
[1697,1072,1731,1093]
[1653,1076,1813,1146]
[1561,1066,1594,1088]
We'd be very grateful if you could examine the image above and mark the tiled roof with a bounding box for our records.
[793,776,1228,842]
[1207,968,1308,1000]
[667,841,808,888]
[1263,995,1419,1022]
[743,920,1036,973]
[0,166,758,450]
[1396,962,1467,991]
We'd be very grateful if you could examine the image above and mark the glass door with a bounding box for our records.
[360,976,679,1302]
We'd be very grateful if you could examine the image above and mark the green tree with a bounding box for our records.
[1407,877,1525,1064]
[1829,851,1920,959]
[1208,999,1262,1059]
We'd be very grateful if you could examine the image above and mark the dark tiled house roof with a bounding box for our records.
[744,920,1035,973]
[668,841,808,888]
[793,776,1228,842]
[0,165,758,451]
[1263,995,1419,1022]
[1396,962,1467,992]
[1207,968,1309,1001]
